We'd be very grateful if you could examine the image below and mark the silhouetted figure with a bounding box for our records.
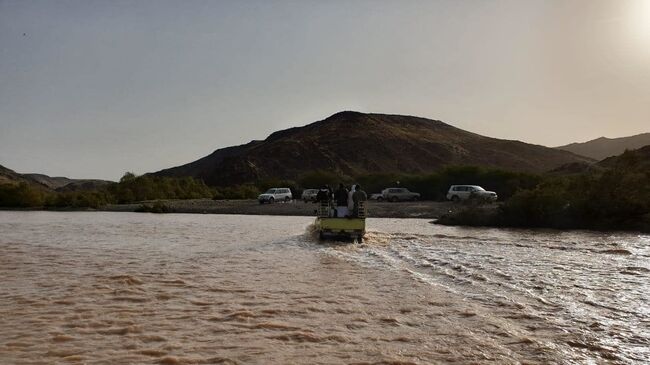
[316,186,330,203]
[316,185,334,217]
[335,183,349,217]
[352,184,367,217]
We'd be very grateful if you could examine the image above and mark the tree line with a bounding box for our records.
[0,166,541,208]
[438,150,650,232]
[0,174,214,209]
[2,156,649,232]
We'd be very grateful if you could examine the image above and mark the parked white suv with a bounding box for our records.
[258,188,292,204]
[447,185,497,202]
[301,189,318,202]
[380,188,420,202]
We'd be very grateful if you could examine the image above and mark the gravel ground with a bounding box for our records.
[101,199,481,219]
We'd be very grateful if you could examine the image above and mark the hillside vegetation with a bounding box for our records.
[0,173,214,209]
[439,146,650,232]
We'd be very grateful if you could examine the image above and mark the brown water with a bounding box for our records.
[0,212,648,365]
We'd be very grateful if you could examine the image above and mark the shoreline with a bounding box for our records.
[1,199,469,219]
[101,199,466,219]
[3,200,648,233]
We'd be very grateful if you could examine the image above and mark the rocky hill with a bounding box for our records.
[0,165,33,186]
[556,133,650,160]
[0,165,112,191]
[154,111,592,186]
[22,173,112,191]
[22,174,76,190]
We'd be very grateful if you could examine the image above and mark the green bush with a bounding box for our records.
[106,174,214,203]
[0,183,47,207]
[498,159,650,231]
[0,173,215,208]
[46,190,112,209]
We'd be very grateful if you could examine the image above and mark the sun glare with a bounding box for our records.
[627,0,650,46]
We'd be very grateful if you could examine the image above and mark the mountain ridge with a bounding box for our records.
[154,111,593,186]
[556,133,650,160]
[0,165,113,192]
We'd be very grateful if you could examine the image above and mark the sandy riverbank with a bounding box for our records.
[100,199,486,219]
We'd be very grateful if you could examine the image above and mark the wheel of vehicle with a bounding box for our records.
[377,197,384,202]
[319,231,325,240]
[451,195,460,202]
[304,199,308,203]
[412,196,419,201]
[284,197,291,202]
[390,196,399,202]
[268,197,275,204]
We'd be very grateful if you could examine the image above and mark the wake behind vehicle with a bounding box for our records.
[446,185,498,202]
[315,200,366,242]
[258,188,292,204]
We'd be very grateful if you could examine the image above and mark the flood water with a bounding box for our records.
[0,211,648,364]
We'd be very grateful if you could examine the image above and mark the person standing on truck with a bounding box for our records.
[334,183,349,217]
[316,186,328,203]
[347,185,356,212]
[316,185,334,217]
[352,184,367,217]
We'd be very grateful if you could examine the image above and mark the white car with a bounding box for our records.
[301,189,319,202]
[446,185,497,202]
[258,188,292,204]
[380,188,420,202]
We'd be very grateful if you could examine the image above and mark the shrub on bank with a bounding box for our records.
[0,183,48,207]
[46,190,113,209]
[499,166,650,231]
[0,174,215,208]
[440,156,650,232]
[107,174,214,203]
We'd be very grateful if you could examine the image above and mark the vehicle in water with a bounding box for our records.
[315,200,366,242]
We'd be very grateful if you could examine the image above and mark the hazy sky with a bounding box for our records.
[1,0,649,180]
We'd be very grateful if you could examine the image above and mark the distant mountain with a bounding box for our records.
[598,145,650,170]
[0,165,112,191]
[556,133,650,161]
[0,165,34,186]
[22,174,76,190]
[54,179,113,192]
[22,173,112,191]
[154,111,593,186]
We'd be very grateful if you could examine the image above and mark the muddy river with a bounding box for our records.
[0,212,648,364]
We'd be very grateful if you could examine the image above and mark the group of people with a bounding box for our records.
[316,183,367,218]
